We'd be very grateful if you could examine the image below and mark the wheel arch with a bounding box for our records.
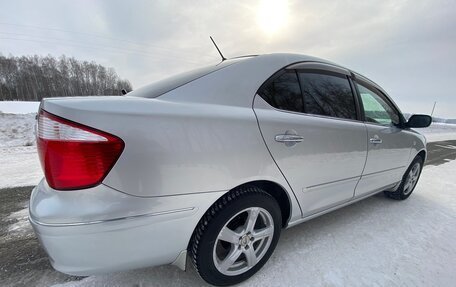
[416,149,426,163]
[186,180,293,263]
[233,180,291,227]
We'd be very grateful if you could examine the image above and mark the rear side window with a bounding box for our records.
[258,71,303,113]
[298,72,357,120]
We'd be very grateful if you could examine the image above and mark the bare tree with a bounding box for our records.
[0,54,132,101]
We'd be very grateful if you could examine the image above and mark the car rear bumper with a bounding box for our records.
[29,180,225,276]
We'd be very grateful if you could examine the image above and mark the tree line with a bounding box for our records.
[0,54,132,101]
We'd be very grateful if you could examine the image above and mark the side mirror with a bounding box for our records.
[405,114,432,128]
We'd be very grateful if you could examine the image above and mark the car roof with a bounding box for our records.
[132,53,396,110]
[130,53,330,98]
[132,53,325,105]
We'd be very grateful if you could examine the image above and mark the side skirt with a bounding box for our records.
[286,181,399,229]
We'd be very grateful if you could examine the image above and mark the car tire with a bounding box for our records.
[384,156,424,200]
[190,186,282,286]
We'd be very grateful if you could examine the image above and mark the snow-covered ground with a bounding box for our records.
[0,111,42,188]
[0,113,36,147]
[47,159,456,287]
[7,202,31,235]
[0,146,42,188]
[416,123,456,142]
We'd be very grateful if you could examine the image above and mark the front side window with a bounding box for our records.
[258,71,303,113]
[298,72,357,120]
[356,83,399,126]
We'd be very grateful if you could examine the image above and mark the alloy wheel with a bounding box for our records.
[212,207,274,276]
[403,162,421,195]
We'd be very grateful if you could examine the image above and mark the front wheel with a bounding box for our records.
[384,156,423,200]
[190,186,282,286]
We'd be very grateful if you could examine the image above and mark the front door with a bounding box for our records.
[354,80,412,197]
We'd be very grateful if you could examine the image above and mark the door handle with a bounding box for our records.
[275,134,304,143]
[369,136,383,144]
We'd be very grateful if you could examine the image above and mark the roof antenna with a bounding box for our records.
[210,36,226,61]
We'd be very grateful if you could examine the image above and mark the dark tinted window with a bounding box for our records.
[298,72,357,120]
[259,71,303,113]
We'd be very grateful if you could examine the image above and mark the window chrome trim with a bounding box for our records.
[287,62,350,75]
[363,121,398,128]
[257,61,388,123]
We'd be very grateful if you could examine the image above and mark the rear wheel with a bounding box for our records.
[190,186,282,286]
[384,156,423,200]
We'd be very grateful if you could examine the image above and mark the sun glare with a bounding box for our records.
[256,0,289,35]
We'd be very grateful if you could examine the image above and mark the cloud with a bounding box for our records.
[0,0,454,117]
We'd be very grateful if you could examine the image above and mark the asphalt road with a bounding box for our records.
[1,140,455,287]
[424,140,456,166]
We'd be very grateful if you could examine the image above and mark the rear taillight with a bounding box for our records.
[36,110,124,190]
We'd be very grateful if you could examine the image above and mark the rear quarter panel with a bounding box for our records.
[102,100,285,197]
[41,97,302,222]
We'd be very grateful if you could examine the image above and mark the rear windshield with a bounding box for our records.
[129,58,246,99]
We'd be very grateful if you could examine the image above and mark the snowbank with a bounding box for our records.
[0,101,40,114]
[0,113,36,147]
[0,146,42,188]
[51,160,456,287]
[0,111,42,188]
[0,102,39,148]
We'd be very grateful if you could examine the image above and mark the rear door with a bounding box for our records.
[353,79,412,197]
[253,63,368,216]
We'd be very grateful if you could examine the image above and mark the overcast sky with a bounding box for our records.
[0,0,455,118]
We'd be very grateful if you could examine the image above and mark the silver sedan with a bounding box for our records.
[29,53,431,286]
